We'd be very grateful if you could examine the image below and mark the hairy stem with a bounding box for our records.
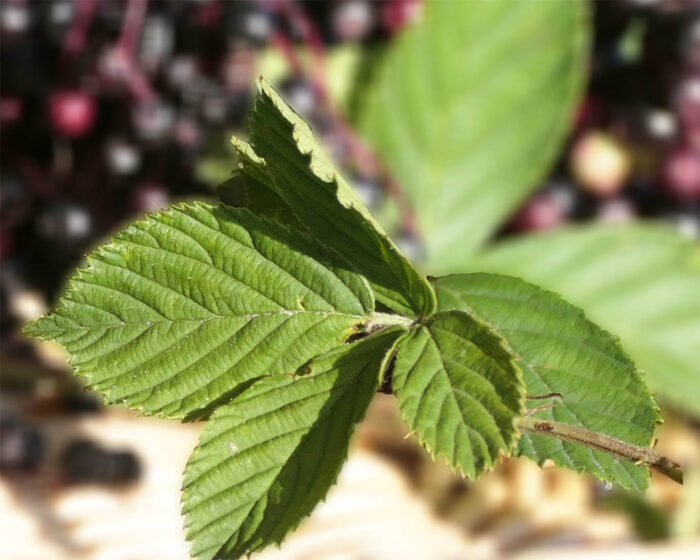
[519,416,683,484]
[365,312,415,333]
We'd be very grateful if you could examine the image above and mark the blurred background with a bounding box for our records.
[1,0,699,559]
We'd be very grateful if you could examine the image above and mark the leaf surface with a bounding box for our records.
[231,79,436,317]
[360,0,589,272]
[393,310,525,478]
[218,173,302,229]
[182,328,404,560]
[466,224,700,417]
[433,273,661,490]
[24,202,375,419]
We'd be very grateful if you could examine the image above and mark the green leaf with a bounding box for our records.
[392,310,525,478]
[360,0,589,272]
[466,224,700,418]
[433,273,661,490]
[24,202,376,419]
[182,328,404,560]
[217,174,302,229]
[231,79,436,318]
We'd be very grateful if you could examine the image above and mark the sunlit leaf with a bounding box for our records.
[183,329,404,560]
[393,310,525,478]
[25,203,374,419]
[434,273,661,490]
[230,79,436,317]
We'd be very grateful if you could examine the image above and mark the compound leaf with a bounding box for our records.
[182,328,404,560]
[466,224,700,418]
[231,79,436,318]
[393,310,525,478]
[433,273,661,490]
[360,0,589,272]
[24,202,375,419]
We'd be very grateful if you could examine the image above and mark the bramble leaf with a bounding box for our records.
[218,174,302,229]
[360,0,589,272]
[392,310,525,478]
[433,273,661,490]
[465,225,700,418]
[24,202,376,419]
[182,328,404,560]
[229,79,436,318]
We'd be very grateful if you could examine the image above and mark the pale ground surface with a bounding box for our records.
[0,411,474,560]
[1,407,698,560]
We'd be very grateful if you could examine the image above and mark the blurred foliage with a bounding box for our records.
[464,225,700,416]
[360,0,590,271]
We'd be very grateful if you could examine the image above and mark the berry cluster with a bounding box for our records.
[0,0,418,346]
[508,1,699,236]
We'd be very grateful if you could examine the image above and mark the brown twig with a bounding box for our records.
[519,416,683,485]
[63,0,97,58]
[115,0,155,102]
[118,0,148,57]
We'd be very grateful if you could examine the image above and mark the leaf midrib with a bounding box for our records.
[427,329,510,451]
[47,309,367,333]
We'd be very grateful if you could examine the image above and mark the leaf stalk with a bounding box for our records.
[365,313,415,333]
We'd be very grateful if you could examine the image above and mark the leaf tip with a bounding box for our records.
[256,75,272,93]
[22,314,54,341]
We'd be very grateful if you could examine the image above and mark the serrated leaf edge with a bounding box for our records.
[395,310,527,480]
